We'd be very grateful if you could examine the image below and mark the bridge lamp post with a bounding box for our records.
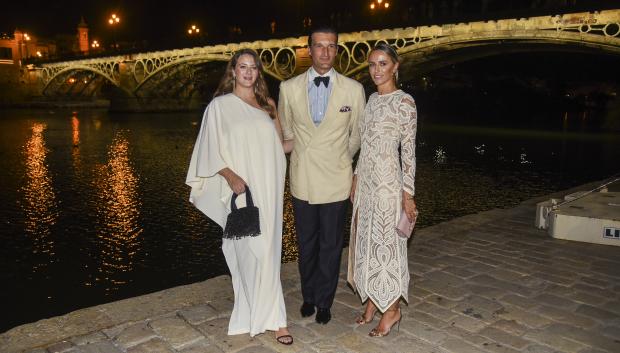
[187,25,205,45]
[369,0,390,10]
[19,33,31,60]
[187,25,200,35]
[108,14,120,50]
[369,0,390,27]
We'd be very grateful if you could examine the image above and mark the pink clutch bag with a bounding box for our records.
[396,210,416,238]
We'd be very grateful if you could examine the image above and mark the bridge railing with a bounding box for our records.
[37,9,620,93]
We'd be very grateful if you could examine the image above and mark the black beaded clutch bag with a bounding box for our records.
[223,187,261,240]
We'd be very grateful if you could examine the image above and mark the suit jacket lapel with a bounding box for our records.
[317,72,341,129]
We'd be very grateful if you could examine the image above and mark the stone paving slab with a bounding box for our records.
[2,183,620,353]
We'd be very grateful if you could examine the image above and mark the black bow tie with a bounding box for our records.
[313,76,330,87]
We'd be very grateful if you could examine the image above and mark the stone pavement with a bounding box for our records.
[2,186,620,353]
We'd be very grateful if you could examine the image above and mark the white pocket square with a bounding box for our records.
[339,106,351,113]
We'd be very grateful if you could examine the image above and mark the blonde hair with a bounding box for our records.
[214,49,276,119]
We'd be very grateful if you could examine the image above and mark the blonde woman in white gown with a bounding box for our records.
[186,49,294,345]
[348,43,418,337]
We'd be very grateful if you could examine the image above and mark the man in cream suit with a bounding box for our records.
[278,26,365,324]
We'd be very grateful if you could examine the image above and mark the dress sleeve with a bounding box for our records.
[348,84,365,159]
[399,94,417,196]
[185,99,230,228]
[277,82,294,141]
[187,100,227,182]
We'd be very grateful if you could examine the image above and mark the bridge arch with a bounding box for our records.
[35,9,620,99]
[336,15,620,79]
[347,26,620,82]
[131,54,229,94]
[40,63,129,96]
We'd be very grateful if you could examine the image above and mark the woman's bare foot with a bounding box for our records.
[369,305,401,337]
[356,300,377,324]
[275,327,293,345]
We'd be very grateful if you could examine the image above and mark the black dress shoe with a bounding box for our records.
[300,302,315,317]
[316,307,331,324]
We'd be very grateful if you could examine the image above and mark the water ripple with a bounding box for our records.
[93,130,142,292]
[21,122,58,271]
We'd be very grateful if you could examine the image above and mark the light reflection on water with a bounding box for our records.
[1,109,619,332]
[71,115,82,173]
[433,146,448,164]
[71,115,80,147]
[21,122,58,270]
[93,131,142,291]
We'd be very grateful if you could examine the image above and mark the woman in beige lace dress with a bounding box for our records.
[348,43,418,337]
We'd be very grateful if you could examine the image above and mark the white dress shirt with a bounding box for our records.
[307,67,334,125]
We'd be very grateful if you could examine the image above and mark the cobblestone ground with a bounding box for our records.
[2,188,619,353]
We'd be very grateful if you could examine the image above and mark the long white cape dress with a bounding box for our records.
[347,90,417,313]
[186,93,287,336]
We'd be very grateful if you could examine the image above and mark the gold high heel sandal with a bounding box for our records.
[355,310,376,325]
[368,308,401,337]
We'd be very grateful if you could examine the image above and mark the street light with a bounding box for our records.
[108,13,120,25]
[369,1,390,10]
[108,14,120,50]
[18,32,31,60]
[188,25,200,35]
[91,40,100,49]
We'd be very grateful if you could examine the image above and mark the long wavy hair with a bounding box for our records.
[213,49,276,119]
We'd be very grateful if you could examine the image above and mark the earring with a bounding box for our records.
[394,71,399,82]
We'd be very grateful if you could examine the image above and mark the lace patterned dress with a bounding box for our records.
[348,89,417,312]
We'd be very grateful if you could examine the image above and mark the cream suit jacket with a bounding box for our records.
[278,70,365,204]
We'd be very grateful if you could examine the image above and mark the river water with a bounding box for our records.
[1,108,618,332]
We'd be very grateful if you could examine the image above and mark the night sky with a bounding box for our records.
[1,0,351,41]
[1,1,261,37]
